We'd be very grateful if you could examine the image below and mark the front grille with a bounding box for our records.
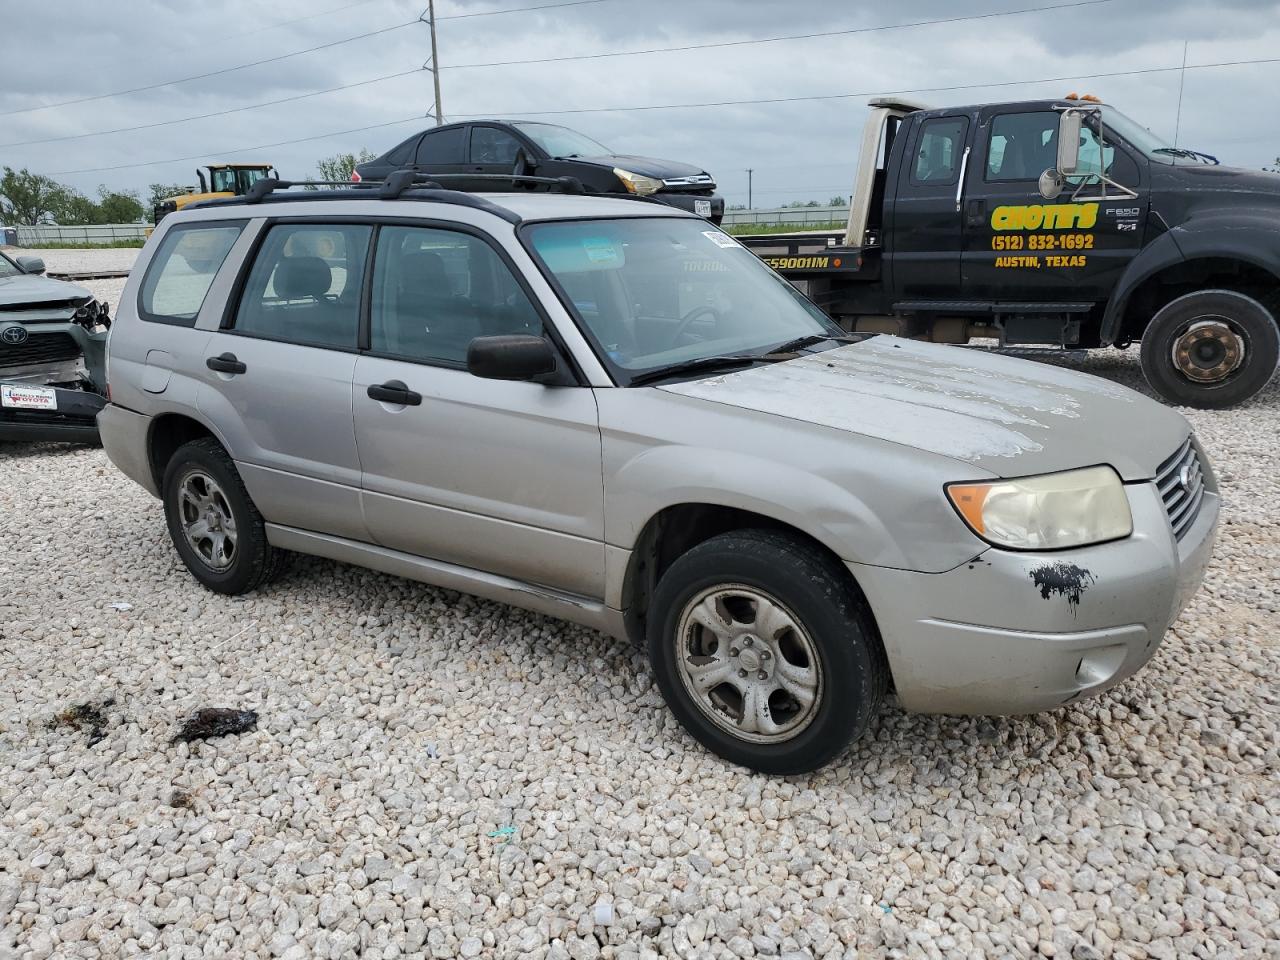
[0,332,82,367]
[1156,436,1206,540]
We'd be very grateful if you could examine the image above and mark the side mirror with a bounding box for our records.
[1038,109,1085,200]
[467,334,558,381]
[16,255,45,275]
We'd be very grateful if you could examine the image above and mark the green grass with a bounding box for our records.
[724,221,845,236]
[18,239,147,249]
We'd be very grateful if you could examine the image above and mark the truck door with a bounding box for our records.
[885,114,970,297]
[961,107,1148,303]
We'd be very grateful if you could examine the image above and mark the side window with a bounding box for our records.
[1075,123,1139,185]
[911,117,969,185]
[470,126,522,165]
[139,222,244,325]
[415,127,466,165]
[986,112,1059,181]
[370,225,543,365]
[231,223,372,350]
[386,135,419,166]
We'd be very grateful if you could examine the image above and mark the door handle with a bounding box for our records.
[206,353,246,374]
[367,380,422,406]
[965,199,987,227]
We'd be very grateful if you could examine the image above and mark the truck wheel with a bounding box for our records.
[647,529,887,775]
[161,437,287,595]
[1140,290,1280,409]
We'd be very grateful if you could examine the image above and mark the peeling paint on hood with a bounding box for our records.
[660,337,1189,481]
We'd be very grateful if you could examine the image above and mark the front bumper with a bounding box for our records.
[653,191,725,224]
[852,480,1219,715]
[0,381,106,442]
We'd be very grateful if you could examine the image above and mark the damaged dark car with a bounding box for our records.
[0,251,109,443]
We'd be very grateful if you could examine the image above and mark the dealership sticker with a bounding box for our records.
[703,230,739,249]
[1,384,57,411]
[694,199,712,217]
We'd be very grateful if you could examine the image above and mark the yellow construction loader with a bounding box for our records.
[149,163,279,232]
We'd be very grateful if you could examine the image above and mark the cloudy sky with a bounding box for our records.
[2,0,1279,208]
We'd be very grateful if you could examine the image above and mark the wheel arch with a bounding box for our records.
[1104,219,1280,343]
[147,412,225,492]
[618,502,878,651]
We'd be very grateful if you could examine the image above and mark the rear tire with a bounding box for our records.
[1139,289,1280,409]
[161,437,287,595]
[647,529,886,775]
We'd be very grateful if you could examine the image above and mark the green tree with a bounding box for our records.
[309,149,377,188]
[0,167,70,225]
[1266,157,1280,173]
[146,182,193,221]
[827,195,848,207]
[54,190,100,225]
[96,187,145,223]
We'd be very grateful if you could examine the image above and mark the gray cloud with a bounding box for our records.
[2,0,1278,205]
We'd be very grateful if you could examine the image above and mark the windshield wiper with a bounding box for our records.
[628,354,771,387]
[1153,147,1220,165]
[767,332,860,355]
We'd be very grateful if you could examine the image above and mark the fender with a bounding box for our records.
[1102,214,1280,343]
[605,443,983,576]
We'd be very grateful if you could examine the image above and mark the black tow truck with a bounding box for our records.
[740,95,1280,408]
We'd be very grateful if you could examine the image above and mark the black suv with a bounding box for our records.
[353,120,724,223]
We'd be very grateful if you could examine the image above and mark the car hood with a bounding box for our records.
[0,273,92,309]
[659,337,1189,481]
[576,154,712,184]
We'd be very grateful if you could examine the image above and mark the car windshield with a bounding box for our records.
[524,217,845,384]
[512,122,612,159]
[0,253,20,279]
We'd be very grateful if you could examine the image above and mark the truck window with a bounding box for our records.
[986,112,1059,181]
[912,117,969,185]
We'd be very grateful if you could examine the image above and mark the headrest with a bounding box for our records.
[399,251,450,297]
[274,255,332,300]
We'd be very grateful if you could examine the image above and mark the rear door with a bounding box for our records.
[411,125,470,184]
[884,113,971,299]
[196,221,371,542]
[352,222,605,598]
[961,107,1149,302]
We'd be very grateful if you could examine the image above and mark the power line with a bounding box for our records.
[47,116,425,176]
[440,0,1115,70]
[44,52,1280,177]
[438,0,613,19]
[0,20,422,119]
[167,0,396,52]
[463,54,1280,118]
[0,69,424,148]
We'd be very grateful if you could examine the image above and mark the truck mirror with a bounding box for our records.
[1038,169,1065,200]
[1056,109,1083,175]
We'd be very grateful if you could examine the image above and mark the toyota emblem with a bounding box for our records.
[1,325,28,345]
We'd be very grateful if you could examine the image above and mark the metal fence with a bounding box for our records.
[720,205,848,226]
[11,223,149,245]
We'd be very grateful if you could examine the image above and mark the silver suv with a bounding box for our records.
[99,180,1218,774]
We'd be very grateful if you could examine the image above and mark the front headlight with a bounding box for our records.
[946,465,1132,550]
[613,168,664,196]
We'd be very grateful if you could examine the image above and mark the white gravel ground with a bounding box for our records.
[0,263,1277,959]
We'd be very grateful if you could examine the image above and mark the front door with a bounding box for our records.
[961,107,1149,303]
[352,223,605,598]
[197,221,371,542]
[885,114,970,299]
[467,124,528,190]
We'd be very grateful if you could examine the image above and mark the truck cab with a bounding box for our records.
[742,96,1280,408]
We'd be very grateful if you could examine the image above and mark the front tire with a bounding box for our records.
[647,529,886,775]
[1139,289,1279,408]
[162,437,286,595]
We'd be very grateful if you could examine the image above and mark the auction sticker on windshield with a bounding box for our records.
[1,384,58,411]
[703,230,738,249]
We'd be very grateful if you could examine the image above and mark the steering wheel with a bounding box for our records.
[669,304,722,346]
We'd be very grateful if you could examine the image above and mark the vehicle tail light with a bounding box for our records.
[350,170,362,183]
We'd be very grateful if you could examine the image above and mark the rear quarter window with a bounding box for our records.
[139,222,245,325]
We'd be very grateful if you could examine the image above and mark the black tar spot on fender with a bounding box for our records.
[1030,562,1096,610]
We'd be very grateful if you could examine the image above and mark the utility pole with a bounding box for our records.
[746,168,753,209]
[424,0,444,126]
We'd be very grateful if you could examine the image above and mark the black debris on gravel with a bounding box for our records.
[168,789,195,809]
[171,708,258,744]
[48,700,114,746]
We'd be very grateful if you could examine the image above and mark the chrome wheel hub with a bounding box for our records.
[177,470,237,571]
[1172,318,1245,383]
[674,585,822,744]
